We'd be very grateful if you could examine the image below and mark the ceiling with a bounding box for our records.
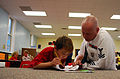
[0,0,120,40]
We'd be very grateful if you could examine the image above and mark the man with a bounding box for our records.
[74,15,117,70]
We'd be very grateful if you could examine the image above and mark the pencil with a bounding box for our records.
[54,52,63,66]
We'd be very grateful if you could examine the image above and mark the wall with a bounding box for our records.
[0,7,8,51]
[31,35,37,47]
[14,21,30,55]
[0,7,31,54]
[33,35,37,46]
[114,40,120,52]
[71,38,83,58]
[37,38,55,52]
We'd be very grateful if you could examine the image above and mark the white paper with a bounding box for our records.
[0,62,5,67]
[54,65,79,71]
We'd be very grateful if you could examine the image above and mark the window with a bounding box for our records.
[7,18,13,51]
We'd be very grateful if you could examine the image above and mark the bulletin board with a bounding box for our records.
[21,48,36,61]
[0,53,5,60]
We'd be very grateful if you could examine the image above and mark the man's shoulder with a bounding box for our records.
[99,29,110,37]
[98,29,115,47]
[97,29,112,41]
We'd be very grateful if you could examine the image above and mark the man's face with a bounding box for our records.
[56,48,71,60]
[82,23,98,42]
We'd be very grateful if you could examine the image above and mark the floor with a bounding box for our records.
[0,68,120,79]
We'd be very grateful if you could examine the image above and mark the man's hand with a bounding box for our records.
[51,57,62,66]
[73,55,83,66]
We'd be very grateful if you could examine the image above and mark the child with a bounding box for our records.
[9,51,18,60]
[5,51,18,67]
[22,50,34,61]
[25,36,73,68]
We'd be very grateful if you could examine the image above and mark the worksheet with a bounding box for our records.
[54,65,79,71]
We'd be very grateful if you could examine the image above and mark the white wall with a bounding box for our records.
[0,7,8,51]
[31,34,37,47]
[14,21,30,55]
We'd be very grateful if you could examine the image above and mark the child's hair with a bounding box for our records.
[24,50,29,54]
[12,51,18,57]
[54,36,73,52]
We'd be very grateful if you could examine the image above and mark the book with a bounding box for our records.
[65,69,94,73]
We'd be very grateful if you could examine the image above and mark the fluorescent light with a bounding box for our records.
[23,11,47,16]
[68,34,81,36]
[41,33,55,35]
[34,25,52,28]
[101,27,117,30]
[111,15,120,19]
[69,12,91,18]
[68,26,81,29]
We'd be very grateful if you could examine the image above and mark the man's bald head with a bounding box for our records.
[81,15,98,28]
[81,15,99,42]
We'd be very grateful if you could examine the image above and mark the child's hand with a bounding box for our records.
[51,57,62,66]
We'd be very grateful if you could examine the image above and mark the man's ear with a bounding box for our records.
[96,26,99,33]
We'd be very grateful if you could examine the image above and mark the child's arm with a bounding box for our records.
[33,62,53,68]
[33,57,62,69]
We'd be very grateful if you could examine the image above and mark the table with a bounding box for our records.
[0,68,120,79]
[0,60,21,62]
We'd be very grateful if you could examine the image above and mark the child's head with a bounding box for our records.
[12,51,18,58]
[54,36,73,59]
[23,50,29,56]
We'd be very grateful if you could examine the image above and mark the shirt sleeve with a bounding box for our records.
[30,47,53,67]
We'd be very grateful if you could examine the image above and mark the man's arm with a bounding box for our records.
[73,55,83,65]
[73,40,86,65]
